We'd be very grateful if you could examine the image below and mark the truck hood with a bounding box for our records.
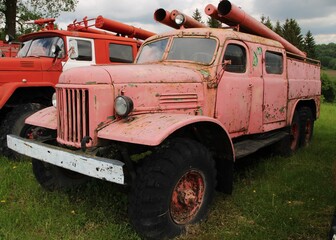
[59,63,204,85]
[0,57,58,72]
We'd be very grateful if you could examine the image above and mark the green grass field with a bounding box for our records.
[1,104,335,240]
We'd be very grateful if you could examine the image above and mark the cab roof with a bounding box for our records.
[146,27,284,50]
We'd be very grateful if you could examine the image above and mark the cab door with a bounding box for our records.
[262,49,287,128]
[216,41,252,134]
[63,37,95,71]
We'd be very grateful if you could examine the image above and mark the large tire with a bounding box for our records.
[32,159,89,191]
[273,110,301,157]
[289,110,301,152]
[298,107,314,147]
[128,138,216,239]
[0,103,44,159]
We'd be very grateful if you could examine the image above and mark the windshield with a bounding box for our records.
[137,37,217,65]
[17,36,65,58]
[137,38,168,63]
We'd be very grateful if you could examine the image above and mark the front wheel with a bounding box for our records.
[128,138,216,239]
[0,103,44,159]
[32,159,89,191]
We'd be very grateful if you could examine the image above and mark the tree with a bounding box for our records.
[274,21,283,36]
[321,72,336,102]
[261,15,273,30]
[282,18,304,50]
[0,0,78,38]
[207,17,221,28]
[192,8,203,23]
[303,30,317,59]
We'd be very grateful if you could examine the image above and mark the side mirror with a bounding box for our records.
[51,45,61,57]
[68,39,79,59]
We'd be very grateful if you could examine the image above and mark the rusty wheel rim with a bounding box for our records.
[290,122,299,150]
[23,127,45,140]
[170,170,205,225]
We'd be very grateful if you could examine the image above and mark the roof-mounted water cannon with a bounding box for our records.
[25,18,56,30]
[154,8,207,29]
[95,15,155,40]
[205,0,306,57]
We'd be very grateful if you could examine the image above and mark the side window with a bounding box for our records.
[265,51,283,74]
[223,44,246,73]
[77,40,92,61]
[109,43,133,63]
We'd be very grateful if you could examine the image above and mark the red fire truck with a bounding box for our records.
[8,1,320,239]
[0,16,154,157]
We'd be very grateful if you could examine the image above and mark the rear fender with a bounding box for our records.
[25,106,57,130]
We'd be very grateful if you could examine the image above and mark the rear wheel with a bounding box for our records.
[128,138,216,239]
[289,110,301,152]
[274,110,301,156]
[299,107,314,147]
[0,103,44,159]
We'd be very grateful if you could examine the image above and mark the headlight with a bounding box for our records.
[115,96,133,117]
[52,92,57,107]
[175,14,185,26]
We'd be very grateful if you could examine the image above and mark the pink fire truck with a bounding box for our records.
[8,1,320,239]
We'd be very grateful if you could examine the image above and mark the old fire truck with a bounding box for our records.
[8,1,321,239]
[0,16,154,157]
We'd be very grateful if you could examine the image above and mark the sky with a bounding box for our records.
[57,0,336,44]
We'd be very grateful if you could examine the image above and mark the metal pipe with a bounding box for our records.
[170,10,207,28]
[154,8,180,29]
[154,8,207,29]
[95,15,155,40]
[206,0,306,57]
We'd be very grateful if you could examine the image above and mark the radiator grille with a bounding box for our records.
[57,88,89,145]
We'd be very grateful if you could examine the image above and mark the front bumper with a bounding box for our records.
[7,135,125,184]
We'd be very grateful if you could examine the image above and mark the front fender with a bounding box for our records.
[25,106,57,130]
[98,113,232,147]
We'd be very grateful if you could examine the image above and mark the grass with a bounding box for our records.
[1,103,335,240]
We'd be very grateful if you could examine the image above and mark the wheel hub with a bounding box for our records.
[170,170,205,224]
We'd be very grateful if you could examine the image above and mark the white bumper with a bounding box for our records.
[7,135,125,184]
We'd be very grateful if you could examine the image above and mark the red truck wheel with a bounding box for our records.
[128,138,216,239]
[299,107,314,147]
[290,110,301,152]
[0,103,44,159]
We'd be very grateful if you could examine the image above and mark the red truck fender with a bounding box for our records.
[0,82,55,108]
[25,106,57,130]
[98,113,234,154]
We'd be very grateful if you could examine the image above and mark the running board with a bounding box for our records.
[234,131,288,159]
